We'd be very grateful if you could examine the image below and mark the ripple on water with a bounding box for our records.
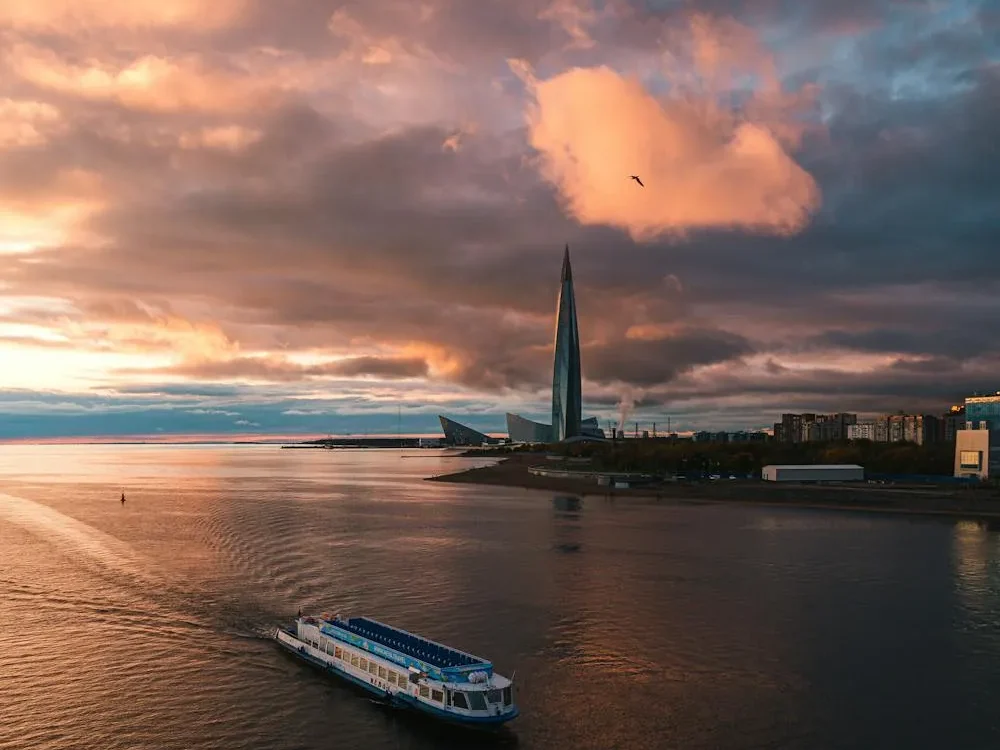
[4,447,1000,750]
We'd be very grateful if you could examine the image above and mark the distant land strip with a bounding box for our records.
[427,454,1000,522]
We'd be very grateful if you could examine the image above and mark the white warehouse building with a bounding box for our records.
[762,464,864,482]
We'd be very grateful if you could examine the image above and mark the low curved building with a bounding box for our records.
[506,413,552,444]
[438,416,501,446]
[506,413,605,444]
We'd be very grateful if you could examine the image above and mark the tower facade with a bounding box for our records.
[551,245,582,441]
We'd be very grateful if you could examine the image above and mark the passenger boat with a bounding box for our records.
[274,612,519,728]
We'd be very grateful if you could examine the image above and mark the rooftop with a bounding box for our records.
[330,616,487,670]
[763,464,863,469]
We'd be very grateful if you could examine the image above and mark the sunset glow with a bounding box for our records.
[0,0,995,439]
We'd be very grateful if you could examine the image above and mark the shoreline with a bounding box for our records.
[426,455,1000,522]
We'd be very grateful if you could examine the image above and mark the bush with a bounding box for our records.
[547,438,954,475]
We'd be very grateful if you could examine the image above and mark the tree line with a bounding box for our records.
[546,438,956,476]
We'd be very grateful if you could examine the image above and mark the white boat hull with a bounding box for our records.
[274,620,518,728]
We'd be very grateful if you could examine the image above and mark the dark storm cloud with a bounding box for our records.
[585,329,755,386]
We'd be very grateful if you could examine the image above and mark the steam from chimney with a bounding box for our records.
[617,389,637,433]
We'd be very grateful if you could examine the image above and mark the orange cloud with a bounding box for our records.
[0,168,106,253]
[538,0,599,49]
[178,125,262,151]
[625,322,684,341]
[327,8,458,74]
[0,0,246,30]
[10,49,267,113]
[0,98,64,147]
[517,16,821,241]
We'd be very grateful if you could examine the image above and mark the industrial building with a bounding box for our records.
[762,464,864,482]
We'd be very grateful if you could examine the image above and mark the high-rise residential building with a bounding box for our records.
[881,413,939,444]
[778,413,808,442]
[551,245,583,442]
[776,412,856,442]
[847,422,877,440]
[942,405,965,442]
[874,416,890,442]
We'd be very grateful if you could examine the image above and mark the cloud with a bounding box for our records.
[0,99,64,147]
[9,49,270,114]
[0,0,246,30]
[519,15,822,241]
[0,0,996,436]
[138,355,431,383]
[585,327,755,387]
[538,0,600,50]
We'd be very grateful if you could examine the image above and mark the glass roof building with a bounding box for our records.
[438,416,494,446]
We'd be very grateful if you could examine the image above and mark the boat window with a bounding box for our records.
[334,647,342,659]
[378,666,387,679]
[451,692,469,710]
[368,662,378,675]
[487,689,502,704]
[503,686,512,706]
[468,691,487,710]
[419,686,430,698]
[388,671,398,684]
[351,655,359,667]
[359,658,368,671]
[431,690,443,703]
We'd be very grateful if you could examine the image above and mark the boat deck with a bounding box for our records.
[332,616,486,670]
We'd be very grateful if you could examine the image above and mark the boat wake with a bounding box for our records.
[0,492,157,585]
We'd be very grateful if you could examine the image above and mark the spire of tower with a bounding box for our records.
[561,244,572,282]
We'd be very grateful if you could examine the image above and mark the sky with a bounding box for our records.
[0,0,997,440]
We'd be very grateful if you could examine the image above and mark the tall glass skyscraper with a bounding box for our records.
[551,245,582,441]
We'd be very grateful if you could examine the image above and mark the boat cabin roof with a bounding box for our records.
[332,616,487,670]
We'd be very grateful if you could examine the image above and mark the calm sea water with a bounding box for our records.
[2,445,1000,749]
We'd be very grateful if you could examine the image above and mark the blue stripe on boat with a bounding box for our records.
[330,616,488,670]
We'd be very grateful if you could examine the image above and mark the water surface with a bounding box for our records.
[1,445,999,749]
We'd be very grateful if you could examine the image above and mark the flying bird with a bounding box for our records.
[630,175,644,187]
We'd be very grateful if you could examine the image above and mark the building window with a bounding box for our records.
[419,685,430,698]
[378,667,387,679]
[961,451,982,469]
[431,689,443,703]
[451,692,468,710]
